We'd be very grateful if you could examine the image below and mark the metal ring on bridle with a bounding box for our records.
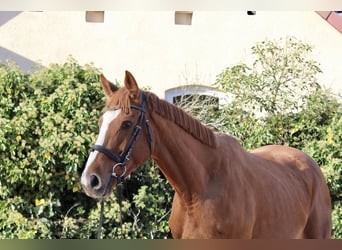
[112,163,127,178]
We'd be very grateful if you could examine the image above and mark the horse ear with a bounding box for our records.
[100,74,118,96]
[124,70,139,98]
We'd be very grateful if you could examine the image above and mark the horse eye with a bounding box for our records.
[121,121,132,130]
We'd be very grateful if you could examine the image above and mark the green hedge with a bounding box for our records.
[0,48,341,238]
[0,58,173,239]
[0,58,100,238]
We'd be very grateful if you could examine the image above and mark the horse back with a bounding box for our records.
[250,145,327,190]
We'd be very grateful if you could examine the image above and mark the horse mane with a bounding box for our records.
[145,92,217,148]
[112,88,217,148]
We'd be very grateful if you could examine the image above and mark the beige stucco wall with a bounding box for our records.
[0,11,341,98]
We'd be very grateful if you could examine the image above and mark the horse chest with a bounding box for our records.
[169,194,254,239]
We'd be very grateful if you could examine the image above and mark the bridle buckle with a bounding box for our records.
[112,163,126,178]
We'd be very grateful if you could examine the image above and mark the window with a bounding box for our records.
[175,11,193,25]
[165,85,231,130]
[165,85,231,107]
[173,94,220,115]
[85,11,104,23]
[247,11,256,16]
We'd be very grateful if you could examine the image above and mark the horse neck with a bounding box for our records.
[148,110,217,203]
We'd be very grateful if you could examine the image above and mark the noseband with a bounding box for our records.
[91,91,153,196]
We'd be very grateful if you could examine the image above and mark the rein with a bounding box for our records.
[92,92,153,239]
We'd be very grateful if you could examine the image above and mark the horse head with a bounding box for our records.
[81,71,153,199]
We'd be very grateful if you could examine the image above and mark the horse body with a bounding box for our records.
[151,118,331,239]
[81,71,332,239]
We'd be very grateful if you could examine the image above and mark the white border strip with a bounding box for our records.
[1,0,342,11]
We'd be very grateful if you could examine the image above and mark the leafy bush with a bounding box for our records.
[0,36,341,239]
[0,57,173,239]
[0,58,102,238]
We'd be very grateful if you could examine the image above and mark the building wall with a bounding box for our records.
[0,11,341,98]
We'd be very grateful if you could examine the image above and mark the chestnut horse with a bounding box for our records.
[81,71,332,239]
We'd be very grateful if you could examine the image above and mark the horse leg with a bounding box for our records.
[303,186,332,238]
[304,204,332,239]
[169,193,186,238]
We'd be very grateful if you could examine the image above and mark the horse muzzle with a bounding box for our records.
[81,172,115,199]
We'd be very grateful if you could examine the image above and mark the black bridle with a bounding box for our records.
[91,91,153,239]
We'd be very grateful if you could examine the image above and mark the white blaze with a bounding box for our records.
[81,109,121,185]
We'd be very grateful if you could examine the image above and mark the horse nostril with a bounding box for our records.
[90,174,101,190]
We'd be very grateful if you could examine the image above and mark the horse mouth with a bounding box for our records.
[81,174,117,199]
[82,184,115,199]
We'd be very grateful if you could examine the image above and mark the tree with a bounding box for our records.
[212,36,341,238]
[216,36,322,115]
